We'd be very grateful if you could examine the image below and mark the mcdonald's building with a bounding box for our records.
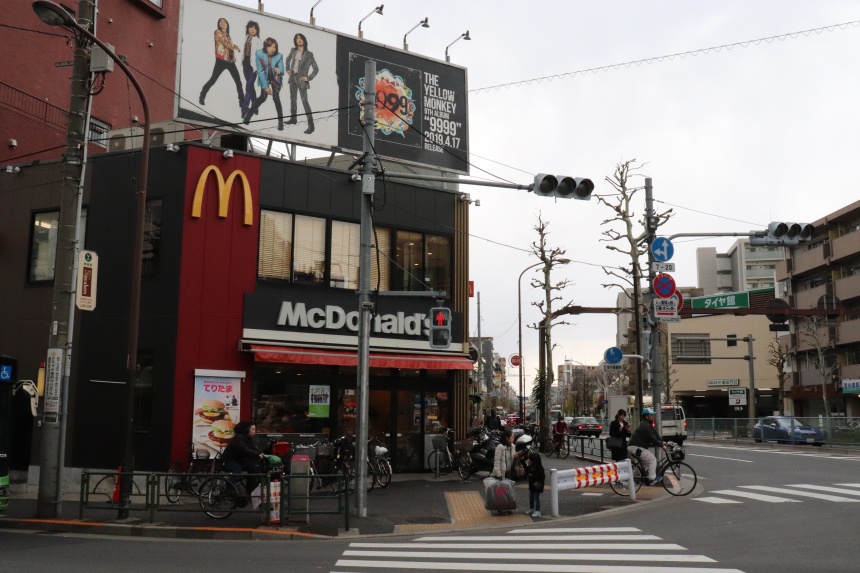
[0,143,472,479]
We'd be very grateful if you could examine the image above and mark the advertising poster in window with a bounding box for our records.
[176,0,469,173]
[193,373,242,455]
[308,384,330,418]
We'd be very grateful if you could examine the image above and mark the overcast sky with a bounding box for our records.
[224,0,860,390]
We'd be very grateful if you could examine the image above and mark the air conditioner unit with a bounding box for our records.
[109,135,126,151]
[149,127,165,146]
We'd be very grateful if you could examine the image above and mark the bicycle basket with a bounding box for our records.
[670,446,685,461]
[194,450,211,460]
[431,435,447,451]
[455,439,474,453]
[315,442,332,458]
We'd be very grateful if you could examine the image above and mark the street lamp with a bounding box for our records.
[33,0,150,519]
[445,30,471,62]
[309,0,323,26]
[403,17,429,51]
[357,4,383,38]
[518,258,569,423]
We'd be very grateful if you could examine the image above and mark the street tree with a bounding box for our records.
[529,214,572,443]
[595,159,672,415]
[767,334,791,415]
[795,315,838,418]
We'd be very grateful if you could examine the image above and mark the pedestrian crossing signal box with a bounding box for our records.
[429,307,452,349]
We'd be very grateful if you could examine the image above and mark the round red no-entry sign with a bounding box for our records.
[509,355,522,367]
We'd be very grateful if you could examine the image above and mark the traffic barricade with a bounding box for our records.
[549,459,636,516]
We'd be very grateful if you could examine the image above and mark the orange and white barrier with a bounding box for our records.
[550,459,635,516]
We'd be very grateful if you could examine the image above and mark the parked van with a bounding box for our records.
[660,405,687,445]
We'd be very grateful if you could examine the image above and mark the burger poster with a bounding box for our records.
[192,372,242,453]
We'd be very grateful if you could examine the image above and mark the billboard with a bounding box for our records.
[177,0,469,173]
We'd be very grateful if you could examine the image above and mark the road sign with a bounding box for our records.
[654,298,678,315]
[603,364,623,371]
[76,250,98,311]
[651,262,675,273]
[658,316,681,323]
[651,237,674,262]
[653,273,677,299]
[509,354,522,367]
[729,388,747,406]
[604,346,623,364]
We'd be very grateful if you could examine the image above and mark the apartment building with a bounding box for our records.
[697,240,785,295]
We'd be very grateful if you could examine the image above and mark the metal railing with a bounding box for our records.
[687,416,860,449]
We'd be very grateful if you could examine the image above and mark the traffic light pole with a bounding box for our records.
[355,59,376,517]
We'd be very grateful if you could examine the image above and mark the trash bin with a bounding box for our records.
[289,454,310,523]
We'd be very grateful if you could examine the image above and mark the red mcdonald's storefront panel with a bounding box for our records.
[250,345,474,370]
[172,147,261,462]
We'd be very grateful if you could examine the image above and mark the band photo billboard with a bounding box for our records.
[177,0,469,174]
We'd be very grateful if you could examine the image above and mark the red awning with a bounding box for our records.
[249,345,474,370]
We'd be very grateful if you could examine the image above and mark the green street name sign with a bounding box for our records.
[691,292,750,310]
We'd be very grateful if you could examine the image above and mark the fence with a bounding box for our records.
[549,460,635,517]
[687,416,860,448]
[79,469,351,530]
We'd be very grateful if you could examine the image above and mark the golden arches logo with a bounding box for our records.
[191,166,253,226]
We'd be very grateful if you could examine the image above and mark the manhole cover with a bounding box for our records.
[407,517,448,524]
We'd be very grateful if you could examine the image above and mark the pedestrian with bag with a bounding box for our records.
[485,430,518,515]
[608,409,631,462]
[525,451,545,518]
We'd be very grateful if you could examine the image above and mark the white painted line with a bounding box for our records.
[687,454,753,463]
[693,497,743,504]
[348,542,687,550]
[334,560,746,572]
[413,534,663,541]
[581,492,603,496]
[834,483,860,488]
[710,490,800,503]
[786,484,860,497]
[741,485,860,502]
[508,527,641,533]
[342,550,715,563]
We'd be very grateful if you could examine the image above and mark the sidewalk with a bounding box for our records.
[0,457,666,540]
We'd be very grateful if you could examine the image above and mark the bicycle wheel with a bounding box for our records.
[165,468,182,503]
[457,452,473,481]
[609,462,644,496]
[188,463,213,496]
[375,459,392,488]
[198,476,238,519]
[364,460,376,492]
[541,439,554,457]
[661,461,697,496]
[427,450,452,475]
[558,439,570,459]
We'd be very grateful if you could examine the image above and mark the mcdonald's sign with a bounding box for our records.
[191,166,254,226]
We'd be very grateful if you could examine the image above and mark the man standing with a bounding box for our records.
[627,408,666,485]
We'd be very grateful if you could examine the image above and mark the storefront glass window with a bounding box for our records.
[425,234,450,293]
[370,227,391,291]
[253,366,330,435]
[142,200,162,278]
[394,230,424,291]
[293,215,326,285]
[330,220,359,289]
[29,211,59,282]
[258,210,292,280]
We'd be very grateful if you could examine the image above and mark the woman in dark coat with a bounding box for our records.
[608,409,631,462]
[220,421,265,494]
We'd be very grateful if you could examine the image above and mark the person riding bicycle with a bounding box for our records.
[627,408,667,486]
[552,413,569,450]
[220,421,266,501]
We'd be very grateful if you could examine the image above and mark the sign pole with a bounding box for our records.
[354,59,376,517]
[645,178,662,430]
[746,334,756,421]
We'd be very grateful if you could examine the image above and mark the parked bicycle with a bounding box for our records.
[369,435,392,488]
[165,441,222,503]
[610,441,697,497]
[427,427,469,479]
[197,456,279,519]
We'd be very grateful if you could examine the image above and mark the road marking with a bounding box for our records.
[710,489,800,503]
[342,550,715,563]
[785,484,860,497]
[693,496,743,504]
[509,527,642,533]
[349,542,688,550]
[740,485,860,502]
[687,453,753,463]
[334,561,746,572]
[414,534,663,541]
[834,483,860,488]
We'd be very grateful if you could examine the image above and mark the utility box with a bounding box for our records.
[90,44,115,73]
[289,454,310,523]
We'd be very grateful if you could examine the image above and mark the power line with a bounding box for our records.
[470,19,860,94]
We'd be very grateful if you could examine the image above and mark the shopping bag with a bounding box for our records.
[483,477,516,511]
[250,484,263,509]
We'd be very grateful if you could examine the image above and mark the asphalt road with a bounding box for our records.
[3,440,858,572]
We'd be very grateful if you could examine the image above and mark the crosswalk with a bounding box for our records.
[331,526,746,572]
[695,482,860,505]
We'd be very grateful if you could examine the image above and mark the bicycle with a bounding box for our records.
[609,441,697,497]
[197,457,279,519]
[545,433,570,459]
[165,441,222,503]
[369,435,392,488]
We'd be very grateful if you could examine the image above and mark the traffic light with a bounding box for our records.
[533,174,594,200]
[749,222,814,246]
[429,307,452,349]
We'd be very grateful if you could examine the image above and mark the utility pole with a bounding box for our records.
[644,177,662,430]
[354,59,376,516]
[37,0,96,519]
[746,334,756,421]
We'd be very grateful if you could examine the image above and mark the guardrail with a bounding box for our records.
[549,460,635,516]
[79,470,351,530]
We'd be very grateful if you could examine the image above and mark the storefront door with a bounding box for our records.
[394,390,424,472]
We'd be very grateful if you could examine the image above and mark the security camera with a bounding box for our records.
[223,149,234,159]
[8,139,17,148]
